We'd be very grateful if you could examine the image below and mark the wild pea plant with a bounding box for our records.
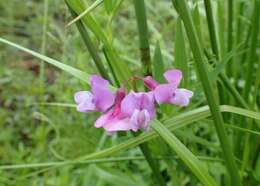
[0,0,260,185]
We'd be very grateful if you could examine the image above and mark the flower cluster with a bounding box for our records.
[74,69,193,134]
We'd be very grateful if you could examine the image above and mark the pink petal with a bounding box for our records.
[121,91,155,118]
[143,76,159,90]
[94,110,112,128]
[74,91,96,112]
[103,117,133,132]
[130,109,151,131]
[121,91,139,116]
[90,74,109,87]
[164,69,182,86]
[154,84,176,104]
[91,75,115,112]
[170,88,193,106]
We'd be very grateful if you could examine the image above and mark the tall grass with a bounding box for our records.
[0,0,260,185]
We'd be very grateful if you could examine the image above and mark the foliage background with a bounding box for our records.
[0,0,259,185]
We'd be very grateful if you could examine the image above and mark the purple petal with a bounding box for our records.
[91,75,115,112]
[139,93,155,118]
[164,69,182,86]
[95,110,133,132]
[103,117,133,132]
[74,91,96,112]
[94,110,113,128]
[121,91,155,118]
[130,109,151,131]
[90,74,109,87]
[120,91,139,117]
[154,84,176,104]
[143,76,159,90]
[170,88,193,106]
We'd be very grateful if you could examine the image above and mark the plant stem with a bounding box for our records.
[203,0,220,60]
[242,0,260,100]
[171,1,242,185]
[241,0,260,176]
[67,7,111,81]
[40,0,48,95]
[132,132,166,186]
[227,0,234,76]
[132,2,166,185]
[133,0,152,76]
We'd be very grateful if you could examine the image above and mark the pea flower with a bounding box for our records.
[74,75,115,113]
[121,91,155,131]
[144,69,193,106]
[94,88,133,133]
[74,69,193,134]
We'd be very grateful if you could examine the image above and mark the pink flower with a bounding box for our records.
[74,70,193,134]
[121,91,155,131]
[74,75,115,113]
[94,88,133,133]
[144,69,193,106]
[95,89,156,133]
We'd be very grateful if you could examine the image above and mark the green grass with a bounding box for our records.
[0,0,260,185]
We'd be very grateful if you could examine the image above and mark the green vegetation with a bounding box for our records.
[0,0,259,185]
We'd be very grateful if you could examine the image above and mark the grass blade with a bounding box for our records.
[171,1,242,185]
[133,0,151,76]
[0,37,91,84]
[241,0,260,175]
[174,17,189,86]
[152,120,217,185]
[67,6,111,81]
[152,42,165,83]
[66,0,103,27]
[65,0,132,85]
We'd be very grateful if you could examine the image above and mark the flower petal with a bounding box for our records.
[120,91,138,116]
[91,74,109,87]
[139,93,155,118]
[121,91,155,118]
[94,110,112,128]
[154,84,176,104]
[74,91,96,112]
[163,69,182,86]
[103,117,133,132]
[170,88,193,106]
[143,76,159,90]
[91,75,115,112]
[130,109,151,131]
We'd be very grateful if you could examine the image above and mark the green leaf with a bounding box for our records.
[152,42,165,83]
[0,37,90,83]
[66,0,103,27]
[174,17,189,86]
[152,120,217,186]
[172,1,242,185]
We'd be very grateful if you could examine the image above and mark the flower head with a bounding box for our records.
[74,69,193,134]
[94,88,133,133]
[144,69,193,106]
[121,91,155,131]
[74,75,115,113]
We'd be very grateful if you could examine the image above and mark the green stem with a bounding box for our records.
[67,6,110,81]
[133,0,152,76]
[227,0,234,76]
[242,0,260,100]
[241,0,260,176]
[203,0,220,60]
[40,0,48,94]
[132,132,166,186]
[132,2,166,185]
[171,1,242,185]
